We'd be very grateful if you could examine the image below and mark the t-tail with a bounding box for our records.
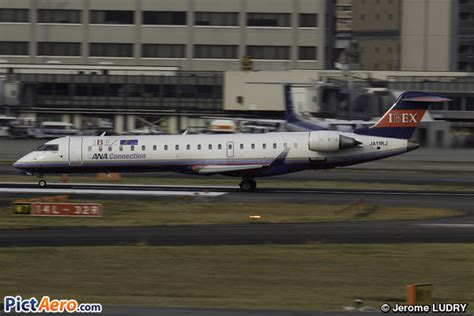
[283,83,326,131]
[355,91,450,139]
[283,83,300,123]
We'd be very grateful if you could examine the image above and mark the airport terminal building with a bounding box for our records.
[0,0,335,71]
[0,0,473,147]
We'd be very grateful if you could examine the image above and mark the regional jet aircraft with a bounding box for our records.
[13,90,449,191]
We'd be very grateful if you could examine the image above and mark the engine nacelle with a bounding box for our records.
[308,131,361,152]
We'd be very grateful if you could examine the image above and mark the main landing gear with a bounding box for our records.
[239,178,257,192]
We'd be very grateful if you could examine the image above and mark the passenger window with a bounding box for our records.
[218,144,222,150]
[283,143,288,149]
[131,145,135,151]
[294,142,298,149]
[99,146,103,152]
[108,146,112,152]
[119,146,123,151]
[153,145,157,151]
[240,144,244,149]
[251,143,255,149]
[88,146,92,152]
[164,145,168,151]
[198,144,201,150]
[209,144,212,150]
[262,143,266,149]
[186,144,190,150]
[273,143,277,149]
[175,145,179,150]
[142,145,146,151]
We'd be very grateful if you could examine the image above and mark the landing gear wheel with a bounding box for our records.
[239,179,257,192]
[38,179,47,188]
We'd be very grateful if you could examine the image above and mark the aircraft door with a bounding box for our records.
[226,141,234,158]
[68,137,83,166]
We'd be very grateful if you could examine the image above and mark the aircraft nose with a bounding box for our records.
[12,158,24,169]
[12,155,31,170]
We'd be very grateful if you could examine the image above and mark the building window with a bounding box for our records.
[299,46,317,60]
[194,45,238,59]
[143,11,186,25]
[38,9,81,23]
[299,13,318,27]
[0,41,28,55]
[37,42,81,56]
[90,10,134,24]
[142,44,185,58]
[0,9,29,22]
[90,43,133,57]
[247,46,290,60]
[247,13,290,27]
[195,12,238,26]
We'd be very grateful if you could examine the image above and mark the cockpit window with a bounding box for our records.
[36,144,59,151]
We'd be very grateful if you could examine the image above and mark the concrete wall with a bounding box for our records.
[401,0,458,71]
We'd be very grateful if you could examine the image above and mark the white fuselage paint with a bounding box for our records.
[14,132,409,177]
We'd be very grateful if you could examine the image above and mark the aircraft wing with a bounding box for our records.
[195,164,265,174]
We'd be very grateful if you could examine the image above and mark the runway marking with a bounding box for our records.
[417,223,474,228]
[0,188,226,197]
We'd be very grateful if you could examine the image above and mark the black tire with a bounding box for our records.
[38,179,47,188]
[239,179,256,192]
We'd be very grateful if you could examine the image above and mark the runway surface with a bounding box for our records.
[2,182,473,197]
[1,182,473,247]
[1,182,473,210]
[2,218,474,247]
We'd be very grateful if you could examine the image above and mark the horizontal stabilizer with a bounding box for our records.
[196,164,264,174]
[401,96,451,102]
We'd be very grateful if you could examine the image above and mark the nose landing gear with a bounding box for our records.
[239,178,257,192]
[37,174,47,188]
